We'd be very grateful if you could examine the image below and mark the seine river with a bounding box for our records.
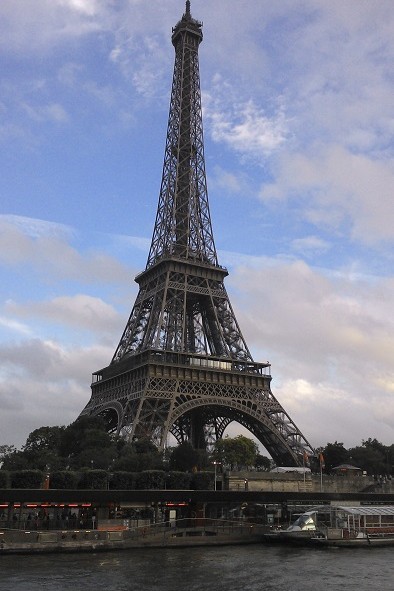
[0,544,392,591]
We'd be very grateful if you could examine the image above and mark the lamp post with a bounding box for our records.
[213,461,221,491]
[136,509,140,529]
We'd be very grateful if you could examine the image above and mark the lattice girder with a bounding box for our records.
[146,5,216,268]
[83,364,314,465]
[112,261,252,362]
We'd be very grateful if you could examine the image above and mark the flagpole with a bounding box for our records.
[319,453,324,492]
[320,459,323,492]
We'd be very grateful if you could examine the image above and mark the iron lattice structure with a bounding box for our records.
[80,2,315,466]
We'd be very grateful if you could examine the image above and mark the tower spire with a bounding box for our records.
[186,1,191,18]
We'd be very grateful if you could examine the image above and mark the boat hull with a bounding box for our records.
[309,533,394,547]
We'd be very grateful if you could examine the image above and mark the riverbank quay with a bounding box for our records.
[3,488,394,506]
[0,518,267,554]
[2,489,394,554]
[2,489,394,530]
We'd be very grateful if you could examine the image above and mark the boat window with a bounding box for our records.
[291,514,315,529]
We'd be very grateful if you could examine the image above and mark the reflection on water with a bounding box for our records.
[0,544,392,591]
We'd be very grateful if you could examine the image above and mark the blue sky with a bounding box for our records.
[1,0,393,451]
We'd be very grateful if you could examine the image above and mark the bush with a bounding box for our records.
[49,471,79,489]
[0,471,9,488]
[10,470,44,489]
[135,470,166,489]
[166,471,192,490]
[110,471,135,490]
[78,469,108,490]
[191,471,213,490]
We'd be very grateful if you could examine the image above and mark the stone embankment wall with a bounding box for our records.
[224,471,394,494]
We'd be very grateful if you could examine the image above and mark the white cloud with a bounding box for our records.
[291,236,331,257]
[0,338,112,446]
[0,316,31,336]
[229,259,394,446]
[0,0,106,51]
[21,102,69,123]
[0,214,74,240]
[260,145,394,246]
[0,217,131,284]
[205,85,288,160]
[210,166,247,196]
[6,294,122,335]
[111,234,151,252]
[60,0,99,16]
[275,379,389,448]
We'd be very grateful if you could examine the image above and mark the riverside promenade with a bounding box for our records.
[2,487,394,507]
[2,489,394,554]
[0,518,267,554]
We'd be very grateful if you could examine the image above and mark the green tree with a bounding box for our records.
[59,417,117,469]
[255,453,271,471]
[169,442,201,472]
[110,471,135,490]
[1,450,30,471]
[22,426,66,471]
[0,445,17,465]
[112,439,164,472]
[191,471,213,490]
[135,470,166,489]
[49,471,79,490]
[133,439,158,454]
[112,446,139,472]
[213,435,259,470]
[23,426,64,454]
[166,471,192,489]
[347,445,384,475]
[59,416,108,460]
[133,438,164,471]
[322,442,349,473]
[387,444,394,475]
[348,438,388,475]
[78,469,108,490]
[0,471,9,488]
[0,445,21,470]
[10,470,43,489]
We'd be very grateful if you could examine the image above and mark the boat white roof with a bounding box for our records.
[305,505,394,516]
[337,506,394,516]
[270,467,311,473]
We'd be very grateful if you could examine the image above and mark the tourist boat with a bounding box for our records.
[308,505,394,547]
[265,505,394,547]
[262,509,324,543]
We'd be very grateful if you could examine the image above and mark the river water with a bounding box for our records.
[0,544,392,591]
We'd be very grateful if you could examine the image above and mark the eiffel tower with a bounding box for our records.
[80,1,315,466]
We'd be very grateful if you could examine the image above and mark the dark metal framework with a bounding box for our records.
[80,2,315,466]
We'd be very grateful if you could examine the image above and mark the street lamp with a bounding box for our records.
[213,461,221,491]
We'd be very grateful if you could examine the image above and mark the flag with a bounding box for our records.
[319,453,325,469]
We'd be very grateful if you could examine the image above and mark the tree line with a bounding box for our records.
[317,439,394,476]
[0,417,267,489]
[1,417,393,490]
